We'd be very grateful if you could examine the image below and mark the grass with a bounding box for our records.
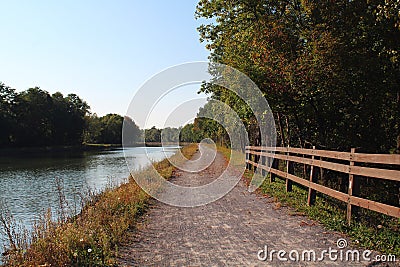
[217,146,400,257]
[3,143,397,264]
[83,143,121,147]
[1,144,198,267]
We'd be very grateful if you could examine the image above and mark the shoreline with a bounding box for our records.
[0,142,189,156]
[0,144,199,266]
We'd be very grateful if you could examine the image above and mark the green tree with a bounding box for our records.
[63,94,90,144]
[85,115,141,145]
[0,82,17,146]
[98,114,124,144]
[179,123,195,143]
[161,127,180,143]
[196,0,400,153]
[122,116,141,146]
[145,126,161,143]
[13,87,54,146]
[83,114,102,144]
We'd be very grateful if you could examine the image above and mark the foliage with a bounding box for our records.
[144,126,161,143]
[194,0,400,233]
[0,83,16,147]
[0,82,142,147]
[84,114,141,145]
[0,84,90,147]
[179,123,199,143]
[122,116,142,146]
[195,0,400,153]
[161,127,180,143]
[144,126,190,143]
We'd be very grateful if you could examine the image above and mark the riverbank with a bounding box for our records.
[0,142,190,156]
[0,144,120,156]
[1,144,198,266]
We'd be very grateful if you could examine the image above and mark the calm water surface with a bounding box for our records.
[0,146,179,251]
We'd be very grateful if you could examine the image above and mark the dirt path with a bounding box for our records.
[118,147,372,266]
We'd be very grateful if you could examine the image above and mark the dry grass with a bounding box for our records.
[1,144,198,267]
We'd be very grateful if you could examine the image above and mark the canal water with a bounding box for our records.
[0,146,179,252]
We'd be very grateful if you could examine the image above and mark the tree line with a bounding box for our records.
[85,114,141,145]
[0,82,144,147]
[144,125,199,143]
[189,0,400,223]
[0,82,195,148]
[193,0,400,154]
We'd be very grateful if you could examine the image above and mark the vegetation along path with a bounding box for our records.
[118,147,376,266]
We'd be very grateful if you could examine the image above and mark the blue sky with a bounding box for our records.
[0,1,210,128]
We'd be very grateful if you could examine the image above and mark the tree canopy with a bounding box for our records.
[195,0,400,153]
[0,82,141,147]
[0,84,90,147]
[84,114,141,145]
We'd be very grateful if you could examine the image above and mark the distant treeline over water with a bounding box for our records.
[0,83,202,148]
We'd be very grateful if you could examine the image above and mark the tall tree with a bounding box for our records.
[13,87,54,146]
[0,83,17,146]
[98,114,124,144]
[145,126,161,143]
[196,0,400,152]
[122,116,142,145]
[0,83,90,147]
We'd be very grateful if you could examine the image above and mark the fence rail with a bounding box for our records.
[245,146,400,224]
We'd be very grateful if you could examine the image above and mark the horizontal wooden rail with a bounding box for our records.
[247,150,400,182]
[245,146,400,223]
[246,146,400,165]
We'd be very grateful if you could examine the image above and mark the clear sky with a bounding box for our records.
[0,1,210,128]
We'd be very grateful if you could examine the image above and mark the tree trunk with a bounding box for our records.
[285,115,291,146]
[397,91,400,153]
[276,112,286,147]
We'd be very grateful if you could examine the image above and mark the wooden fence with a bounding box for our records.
[245,146,400,224]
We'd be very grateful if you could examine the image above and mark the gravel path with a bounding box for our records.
[118,146,387,266]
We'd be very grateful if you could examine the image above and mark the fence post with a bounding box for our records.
[245,148,249,170]
[347,148,360,225]
[254,151,260,173]
[261,152,266,177]
[270,152,277,183]
[286,146,293,192]
[253,152,257,173]
[271,158,277,183]
[307,146,318,206]
[251,153,256,172]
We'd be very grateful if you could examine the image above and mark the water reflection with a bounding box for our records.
[0,146,178,250]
